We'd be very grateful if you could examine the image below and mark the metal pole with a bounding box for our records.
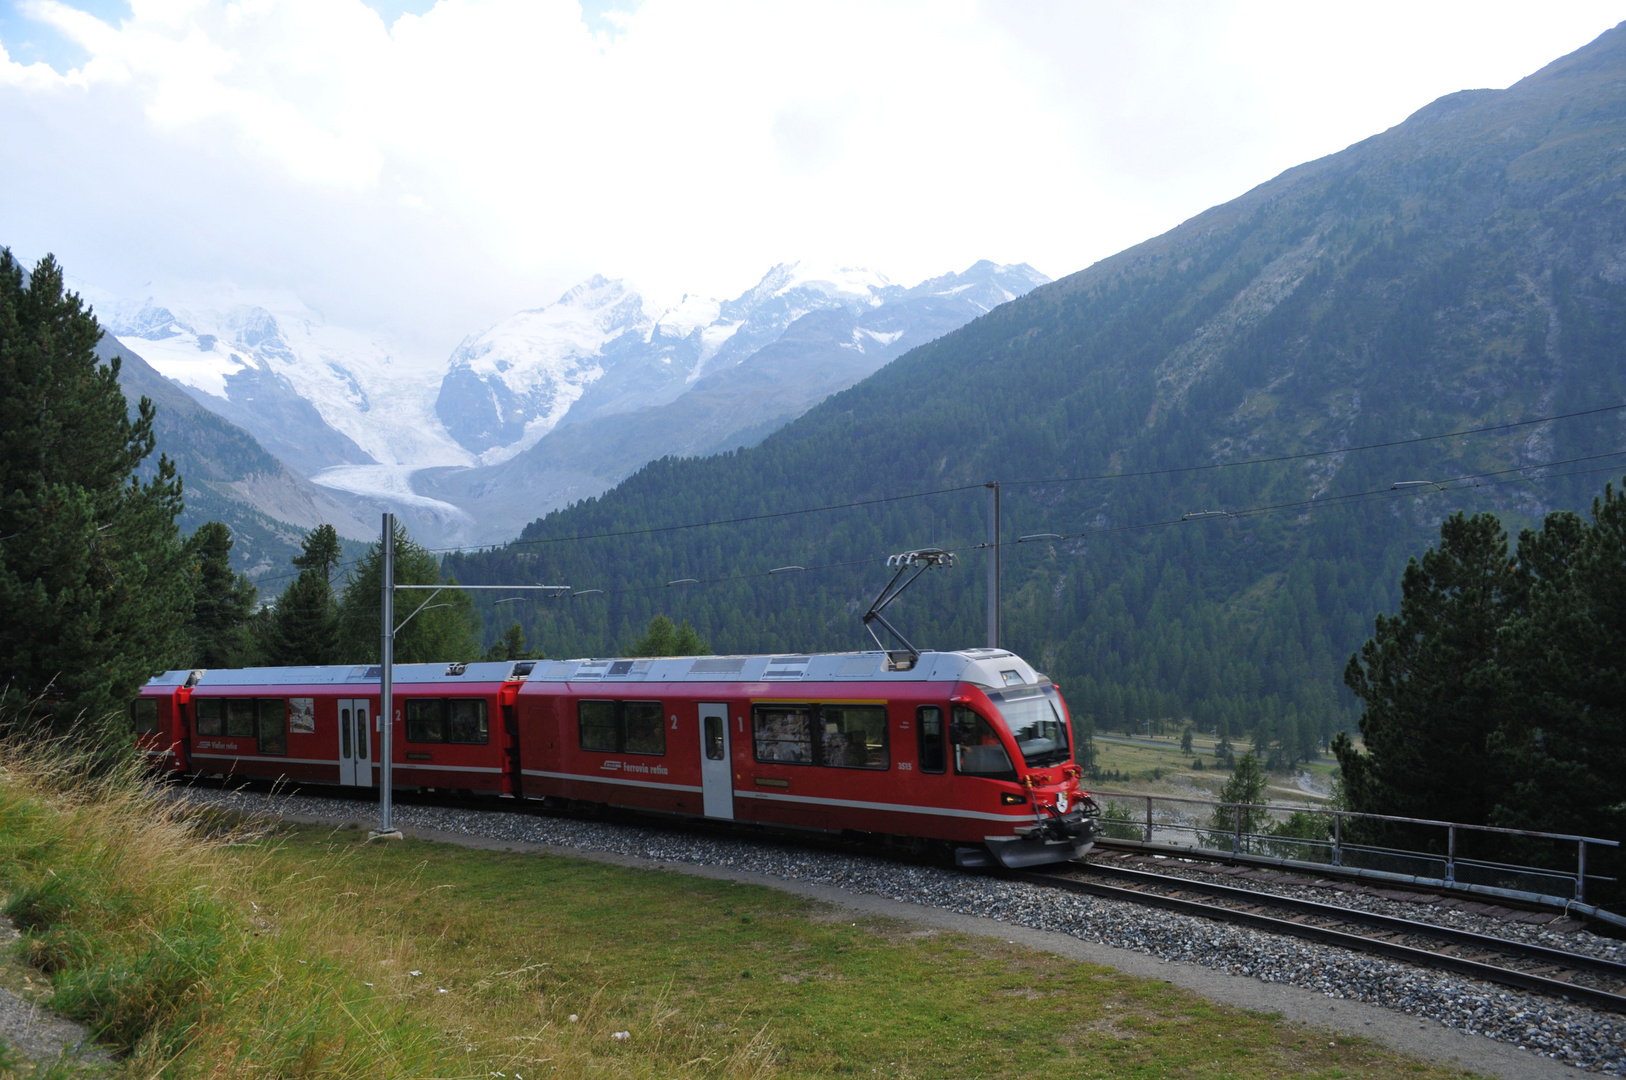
[1145,796,1153,843]
[1334,812,1342,867]
[1577,839,1587,903]
[373,513,403,840]
[1447,825,1456,887]
[986,481,1000,648]
[1233,802,1242,857]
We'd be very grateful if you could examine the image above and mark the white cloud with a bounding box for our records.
[0,0,1620,361]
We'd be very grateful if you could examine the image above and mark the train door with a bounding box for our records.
[337,699,370,786]
[698,702,732,819]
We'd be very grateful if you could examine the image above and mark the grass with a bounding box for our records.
[1088,734,1340,803]
[0,748,450,1078]
[243,825,1485,1079]
[0,741,1486,1079]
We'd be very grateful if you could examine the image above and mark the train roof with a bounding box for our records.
[521,648,1042,689]
[140,650,1045,692]
[143,661,536,689]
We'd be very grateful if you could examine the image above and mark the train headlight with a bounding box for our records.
[1056,790,1070,814]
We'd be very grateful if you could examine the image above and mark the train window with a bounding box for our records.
[130,699,160,735]
[753,705,813,764]
[225,699,257,738]
[917,706,946,773]
[950,706,1017,781]
[256,699,287,756]
[622,701,665,755]
[577,700,665,755]
[406,699,445,743]
[194,698,223,736]
[704,715,726,760]
[817,704,888,769]
[447,699,489,745]
[578,700,618,751]
[988,688,1072,768]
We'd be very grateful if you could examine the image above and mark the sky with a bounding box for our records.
[1,0,1622,362]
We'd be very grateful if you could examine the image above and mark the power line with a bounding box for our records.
[448,401,1625,553]
[1003,402,1626,488]
[988,450,1626,548]
[437,483,987,552]
[494,450,1626,604]
[243,404,1625,589]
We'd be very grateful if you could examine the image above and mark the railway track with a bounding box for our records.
[1018,860,1626,1015]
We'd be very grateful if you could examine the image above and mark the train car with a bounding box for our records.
[512,647,1095,868]
[139,661,533,793]
[133,647,1095,868]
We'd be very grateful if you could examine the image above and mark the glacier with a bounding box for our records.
[100,259,1049,549]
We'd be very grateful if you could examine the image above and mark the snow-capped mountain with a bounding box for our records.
[433,261,1023,469]
[100,287,472,475]
[417,260,1051,545]
[98,259,1047,550]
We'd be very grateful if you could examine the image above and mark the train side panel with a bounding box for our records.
[386,679,509,793]
[189,685,355,783]
[517,683,707,812]
[514,676,1042,846]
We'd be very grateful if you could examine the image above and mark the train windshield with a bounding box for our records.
[988,687,1071,768]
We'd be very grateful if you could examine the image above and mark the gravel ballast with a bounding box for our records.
[178,785,1626,1075]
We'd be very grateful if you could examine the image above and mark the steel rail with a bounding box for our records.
[1083,863,1626,979]
[1016,866,1626,1015]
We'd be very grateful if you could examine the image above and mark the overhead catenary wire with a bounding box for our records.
[243,405,1625,593]
[433,401,1626,553]
[516,449,1626,605]
[984,449,1626,549]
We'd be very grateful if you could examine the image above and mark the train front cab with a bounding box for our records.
[133,669,195,773]
[943,676,1097,869]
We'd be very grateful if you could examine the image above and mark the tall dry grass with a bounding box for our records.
[0,739,454,1078]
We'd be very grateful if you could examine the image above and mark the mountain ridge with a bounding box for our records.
[416,259,1050,544]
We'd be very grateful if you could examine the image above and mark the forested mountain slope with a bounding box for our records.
[447,25,1626,750]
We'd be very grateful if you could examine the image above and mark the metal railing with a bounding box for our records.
[1086,789,1621,922]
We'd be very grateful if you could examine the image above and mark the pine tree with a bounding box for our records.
[293,523,342,586]
[484,623,544,662]
[630,614,711,657]
[1490,488,1626,839]
[267,571,340,666]
[1072,713,1098,773]
[266,525,344,666]
[1336,512,1516,830]
[183,521,259,668]
[1207,753,1268,845]
[336,522,480,664]
[0,251,193,730]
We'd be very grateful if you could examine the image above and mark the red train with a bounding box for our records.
[133,648,1097,868]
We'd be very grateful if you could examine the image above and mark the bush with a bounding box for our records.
[1262,810,1335,862]
[1097,801,1144,841]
